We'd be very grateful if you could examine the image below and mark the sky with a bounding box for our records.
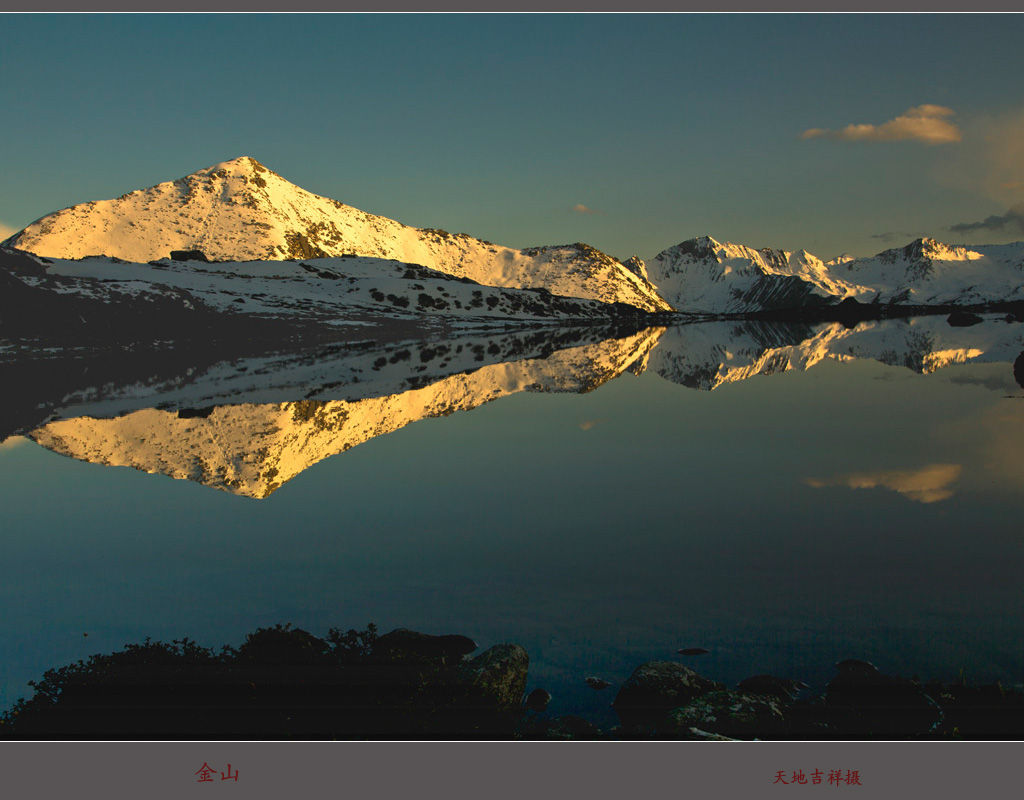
[2,13,1023,261]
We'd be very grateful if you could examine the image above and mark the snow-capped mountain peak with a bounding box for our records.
[6,158,671,312]
[839,238,1024,305]
[646,236,856,314]
[646,233,1024,314]
[874,237,985,267]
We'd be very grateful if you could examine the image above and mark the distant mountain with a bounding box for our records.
[7,156,1024,319]
[836,238,1024,306]
[3,157,669,312]
[645,237,851,314]
[644,235,1024,314]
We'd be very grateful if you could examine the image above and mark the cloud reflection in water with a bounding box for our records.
[805,463,963,504]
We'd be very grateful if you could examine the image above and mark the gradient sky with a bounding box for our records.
[2,13,1023,261]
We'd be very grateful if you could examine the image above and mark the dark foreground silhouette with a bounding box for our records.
[2,624,1021,740]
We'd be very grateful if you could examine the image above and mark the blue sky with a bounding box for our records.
[2,13,1023,260]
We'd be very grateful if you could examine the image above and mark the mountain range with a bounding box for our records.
[645,236,1024,314]
[3,156,1023,322]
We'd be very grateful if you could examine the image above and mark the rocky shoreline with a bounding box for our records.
[2,625,1020,740]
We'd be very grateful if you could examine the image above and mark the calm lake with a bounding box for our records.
[2,315,1023,729]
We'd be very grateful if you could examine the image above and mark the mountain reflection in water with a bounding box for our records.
[11,325,662,498]
[2,315,1024,726]
[6,316,1024,497]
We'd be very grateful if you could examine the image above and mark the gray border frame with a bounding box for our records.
[0,740,1021,797]
[0,6,1020,799]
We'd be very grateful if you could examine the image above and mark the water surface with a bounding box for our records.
[2,316,1023,728]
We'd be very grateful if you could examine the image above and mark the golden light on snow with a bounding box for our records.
[0,436,30,452]
[802,105,962,145]
[805,463,963,504]
[8,157,668,313]
[25,329,661,498]
[0,221,19,240]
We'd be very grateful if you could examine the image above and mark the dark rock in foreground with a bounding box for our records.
[820,660,943,739]
[518,714,607,741]
[371,628,478,664]
[737,674,808,703]
[457,644,529,715]
[667,689,788,740]
[612,661,722,731]
[3,626,1022,740]
[525,688,552,712]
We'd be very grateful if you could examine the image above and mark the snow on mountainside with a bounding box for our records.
[4,157,669,312]
[25,327,663,498]
[646,236,858,314]
[647,320,847,390]
[648,315,1024,391]
[646,236,1024,314]
[17,312,1024,495]
[835,238,1024,306]
[7,249,649,329]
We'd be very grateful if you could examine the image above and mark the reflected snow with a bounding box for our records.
[2,315,1024,722]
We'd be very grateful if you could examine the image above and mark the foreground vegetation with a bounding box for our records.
[2,624,1021,740]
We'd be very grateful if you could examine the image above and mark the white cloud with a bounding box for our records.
[0,222,19,240]
[572,204,599,215]
[805,463,962,504]
[0,436,31,452]
[802,104,962,145]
